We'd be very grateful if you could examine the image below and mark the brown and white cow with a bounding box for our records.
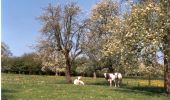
[104,72,122,87]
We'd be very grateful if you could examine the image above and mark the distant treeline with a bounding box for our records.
[1,53,43,75]
[1,53,164,79]
[1,53,101,76]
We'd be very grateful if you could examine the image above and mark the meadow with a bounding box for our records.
[1,73,170,100]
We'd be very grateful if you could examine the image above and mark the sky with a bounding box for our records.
[1,0,99,57]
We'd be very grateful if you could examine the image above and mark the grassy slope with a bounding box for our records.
[1,73,170,100]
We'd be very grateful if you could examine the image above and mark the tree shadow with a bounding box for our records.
[86,80,108,86]
[87,81,167,96]
[52,79,166,96]
[1,88,17,100]
[113,85,166,96]
[52,80,68,84]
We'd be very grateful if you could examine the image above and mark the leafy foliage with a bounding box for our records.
[1,53,42,75]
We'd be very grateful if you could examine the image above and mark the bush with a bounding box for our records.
[1,53,43,75]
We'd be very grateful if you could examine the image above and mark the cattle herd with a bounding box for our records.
[74,72,122,87]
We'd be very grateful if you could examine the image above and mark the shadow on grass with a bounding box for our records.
[86,81,167,96]
[53,80,68,84]
[52,79,166,96]
[1,88,17,100]
[86,80,108,86]
[113,85,166,96]
[126,86,164,94]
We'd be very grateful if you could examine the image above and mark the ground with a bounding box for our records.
[1,73,170,100]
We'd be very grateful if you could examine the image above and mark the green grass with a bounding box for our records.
[1,73,170,100]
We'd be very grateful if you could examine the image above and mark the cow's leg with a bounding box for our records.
[114,80,117,87]
[117,80,120,87]
[109,79,112,87]
[118,79,122,87]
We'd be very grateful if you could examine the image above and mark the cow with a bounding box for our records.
[74,76,85,85]
[104,72,122,87]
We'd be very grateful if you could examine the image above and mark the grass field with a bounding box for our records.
[1,73,170,100]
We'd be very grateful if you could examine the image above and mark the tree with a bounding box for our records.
[38,3,87,83]
[81,30,104,77]
[102,0,170,93]
[21,53,42,74]
[127,0,170,94]
[84,0,120,73]
[164,26,170,94]
[1,42,12,72]
[35,40,65,76]
[1,42,12,58]
[1,53,42,74]
[160,0,170,94]
[89,0,119,36]
[74,57,90,76]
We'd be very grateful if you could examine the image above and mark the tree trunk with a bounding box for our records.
[55,69,58,76]
[65,53,72,83]
[164,32,170,94]
[65,66,72,83]
[148,73,151,86]
[55,72,58,76]
[108,58,114,73]
[164,61,170,94]
[108,66,114,73]
[29,71,31,75]
[164,53,170,94]
[93,72,96,79]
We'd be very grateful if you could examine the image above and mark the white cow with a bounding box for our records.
[104,72,122,87]
[74,76,84,85]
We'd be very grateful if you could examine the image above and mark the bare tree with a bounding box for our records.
[37,3,86,83]
[1,42,12,57]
